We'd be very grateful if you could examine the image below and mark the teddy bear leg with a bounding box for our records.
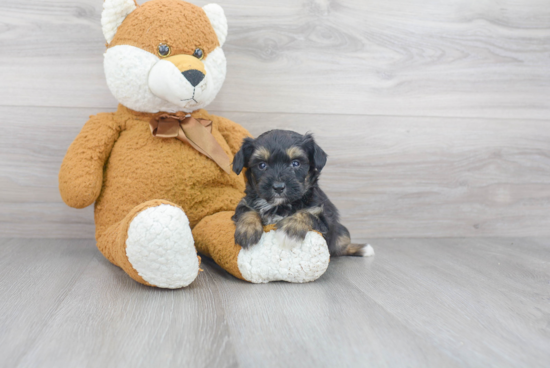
[192,211,331,283]
[97,200,200,288]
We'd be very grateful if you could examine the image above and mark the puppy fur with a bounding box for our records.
[232,130,367,257]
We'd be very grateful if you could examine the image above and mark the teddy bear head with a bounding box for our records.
[102,0,228,113]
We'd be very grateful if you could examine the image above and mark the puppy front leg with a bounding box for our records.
[232,203,264,249]
[276,208,327,247]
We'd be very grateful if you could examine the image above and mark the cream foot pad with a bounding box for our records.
[237,230,331,284]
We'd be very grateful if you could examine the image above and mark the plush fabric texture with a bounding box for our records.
[59,112,121,209]
[104,44,228,113]
[96,199,179,286]
[238,231,331,284]
[103,0,227,113]
[202,4,227,47]
[143,47,227,112]
[102,0,138,44]
[95,105,247,235]
[108,0,219,57]
[192,211,245,280]
[126,204,199,288]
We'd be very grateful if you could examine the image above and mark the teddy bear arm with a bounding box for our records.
[213,116,253,155]
[59,113,122,209]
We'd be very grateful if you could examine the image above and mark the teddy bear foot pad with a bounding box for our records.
[237,231,331,284]
[126,204,199,288]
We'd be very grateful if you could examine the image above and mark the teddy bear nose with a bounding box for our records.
[182,69,205,87]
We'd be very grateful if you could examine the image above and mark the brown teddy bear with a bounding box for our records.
[59,0,330,288]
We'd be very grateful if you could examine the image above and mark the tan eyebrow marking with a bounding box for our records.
[251,146,270,161]
[286,146,306,159]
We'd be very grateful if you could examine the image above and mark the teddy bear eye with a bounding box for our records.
[158,44,171,57]
[193,48,204,60]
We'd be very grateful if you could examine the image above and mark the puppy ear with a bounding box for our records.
[303,134,328,172]
[312,142,328,172]
[102,0,138,44]
[233,137,255,175]
[203,4,228,47]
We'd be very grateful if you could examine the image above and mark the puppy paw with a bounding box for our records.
[234,211,263,248]
[235,227,263,249]
[276,213,311,245]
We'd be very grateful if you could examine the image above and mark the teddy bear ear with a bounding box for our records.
[101,0,138,44]
[203,4,228,47]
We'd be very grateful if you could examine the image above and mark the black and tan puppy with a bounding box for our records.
[232,130,368,257]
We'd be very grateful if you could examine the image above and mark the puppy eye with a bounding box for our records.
[158,43,171,58]
[193,48,204,60]
[258,162,267,170]
[291,160,301,168]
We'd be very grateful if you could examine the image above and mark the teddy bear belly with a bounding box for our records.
[94,136,245,237]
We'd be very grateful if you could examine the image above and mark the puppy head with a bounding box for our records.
[102,0,227,113]
[233,130,327,205]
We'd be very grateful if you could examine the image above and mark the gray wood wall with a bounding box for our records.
[1,0,549,239]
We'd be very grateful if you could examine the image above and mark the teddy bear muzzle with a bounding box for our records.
[148,54,208,107]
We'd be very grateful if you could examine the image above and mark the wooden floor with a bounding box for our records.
[1,238,548,368]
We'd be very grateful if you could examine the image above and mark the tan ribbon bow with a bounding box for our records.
[150,114,232,174]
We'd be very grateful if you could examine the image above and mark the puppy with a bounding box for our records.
[231,130,368,257]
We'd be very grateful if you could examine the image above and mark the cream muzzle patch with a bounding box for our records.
[148,56,207,108]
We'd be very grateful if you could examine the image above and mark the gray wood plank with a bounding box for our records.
[333,237,550,368]
[0,0,549,119]
[1,106,549,238]
[201,257,461,368]
[1,238,549,367]
[0,239,96,367]
[0,203,95,238]
[13,247,238,368]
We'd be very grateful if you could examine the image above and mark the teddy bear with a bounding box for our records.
[58,0,331,288]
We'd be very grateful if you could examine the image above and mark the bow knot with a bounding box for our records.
[149,114,232,174]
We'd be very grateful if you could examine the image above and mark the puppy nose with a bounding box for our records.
[182,69,205,87]
[272,182,286,194]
